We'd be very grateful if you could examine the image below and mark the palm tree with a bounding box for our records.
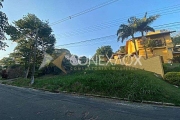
[117,17,138,56]
[0,0,4,8]
[136,12,160,58]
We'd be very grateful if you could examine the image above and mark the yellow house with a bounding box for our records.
[124,30,175,63]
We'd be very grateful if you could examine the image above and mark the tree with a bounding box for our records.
[94,45,113,62]
[0,0,9,50]
[116,46,126,53]
[6,14,56,84]
[136,12,159,58]
[172,35,180,47]
[79,56,88,64]
[117,17,138,56]
[11,39,33,78]
[0,57,15,68]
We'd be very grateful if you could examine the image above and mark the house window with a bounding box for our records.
[168,48,172,51]
[153,39,163,47]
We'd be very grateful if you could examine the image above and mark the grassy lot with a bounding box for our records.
[3,65,180,105]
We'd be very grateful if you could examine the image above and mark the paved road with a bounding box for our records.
[0,84,180,120]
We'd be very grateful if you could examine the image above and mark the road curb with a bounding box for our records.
[38,88,176,107]
[0,83,177,107]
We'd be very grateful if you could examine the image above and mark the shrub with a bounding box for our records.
[1,70,8,79]
[163,63,180,73]
[164,72,180,86]
[7,66,25,79]
[173,56,180,63]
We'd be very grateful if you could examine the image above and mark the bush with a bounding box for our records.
[7,66,25,79]
[164,72,180,86]
[1,70,8,79]
[163,63,180,73]
[173,56,180,63]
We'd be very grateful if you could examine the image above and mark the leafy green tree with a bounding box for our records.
[94,45,113,62]
[6,14,56,84]
[172,35,180,47]
[116,46,126,53]
[172,36,180,63]
[0,0,9,50]
[10,39,33,78]
[0,57,15,68]
[136,12,159,58]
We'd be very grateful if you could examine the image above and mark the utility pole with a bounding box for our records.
[31,28,38,85]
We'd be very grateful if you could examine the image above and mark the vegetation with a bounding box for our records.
[5,14,56,84]
[116,46,126,53]
[164,72,180,86]
[0,0,9,50]
[136,12,159,58]
[173,56,180,63]
[79,56,88,64]
[117,17,138,55]
[117,13,159,58]
[0,1,179,106]
[172,35,180,46]
[163,63,180,73]
[1,69,8,79]
[93,45,113,62]
[0,57,15,68]
[6,66,180,105]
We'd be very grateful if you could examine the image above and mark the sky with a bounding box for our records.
[1,0,180,59]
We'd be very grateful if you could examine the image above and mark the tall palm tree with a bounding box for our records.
[117,17,139,56]
[137,12,160,58]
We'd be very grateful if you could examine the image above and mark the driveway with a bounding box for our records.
[0,84,180,120]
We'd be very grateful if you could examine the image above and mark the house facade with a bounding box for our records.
[124,30,175,63]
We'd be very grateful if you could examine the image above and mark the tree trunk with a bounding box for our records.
[25,66,29,79]
[132,35,138,56]
[142,32,148,59]
[144,46,148,59]
[25,49,32,79]
[31,29,38,85]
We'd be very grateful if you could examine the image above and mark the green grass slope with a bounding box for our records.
[8,66,180,105]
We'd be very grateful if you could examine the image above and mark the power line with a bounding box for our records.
[3,3,180,57]
[57,29,180,48]
[56,34,116,47]
[3,22,180,44]
[55,4,180,39]
[1,0,118,59]
[56,27,180,48]
[55,9,180,39]
[57,39,117,48]
[55,22,180,48]
[50,0,119,26]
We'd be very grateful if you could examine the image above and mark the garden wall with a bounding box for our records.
[110,55,164,77]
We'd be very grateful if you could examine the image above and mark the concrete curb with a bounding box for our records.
[36,88,176,107]
[0,83,177,107]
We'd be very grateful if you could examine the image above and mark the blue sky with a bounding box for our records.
[1,0,180,59]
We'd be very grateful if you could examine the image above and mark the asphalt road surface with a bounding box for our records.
[0,84,180,120]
